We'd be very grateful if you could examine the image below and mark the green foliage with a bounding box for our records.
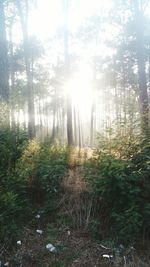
[0,172,30,244]
[0,103,10,126]
[112,206,143,241]
[0,133,69,244]
[17,140,69,205]
[85,135,150,244]
[0,190,24,243]
[0,127,28,172]
[96,128,141,159]
[0,127,29,244]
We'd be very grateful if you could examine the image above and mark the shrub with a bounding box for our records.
[0,137,69,244]
[0,191,23,242]
[0,128,29,244]
[85,137,150,244]
[17,140,69,206]
[0,127,28,172]
[0,172,30,244]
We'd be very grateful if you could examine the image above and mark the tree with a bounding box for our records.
[0,0,9,102]
[63,0,73,146]
[133,0,149,134]
[16,0,35,139]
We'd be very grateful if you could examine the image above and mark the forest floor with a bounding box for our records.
[1,149,150,267]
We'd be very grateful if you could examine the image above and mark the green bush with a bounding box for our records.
[85,137,150,244]
[0,191,23,242]
[17,140,69,206]
[0,127,28,172]
[0,171,30,244]
[0,128,29,244]
[0,131,69,244]
[96,130,141,159]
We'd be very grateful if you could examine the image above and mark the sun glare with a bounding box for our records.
[65,78,92,107]
[27,0,114,123]
[64,63,93,119]
[29,0,113,39]
[29,0,63,38]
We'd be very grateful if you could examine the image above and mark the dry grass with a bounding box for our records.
[69,147,94,167]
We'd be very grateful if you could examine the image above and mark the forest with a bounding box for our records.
[0,0,150,266]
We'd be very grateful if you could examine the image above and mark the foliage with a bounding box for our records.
[0,126,28,173]
[0,133,69,244]
[0,188,27,243]
[17,140,69,206]
[85,135,150,244]
[0,127,29,243]
[96,127,142,159]
[0,173,29,244]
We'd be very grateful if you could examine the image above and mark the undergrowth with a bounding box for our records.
[0,126,150,254]
[85,132,150,245]
[0,129,69,245]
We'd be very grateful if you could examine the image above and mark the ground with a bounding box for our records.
[0,149,150,267]
[1,216,149,267]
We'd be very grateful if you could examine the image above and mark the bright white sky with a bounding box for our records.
[29,0,113,38]
[27,0,114,120]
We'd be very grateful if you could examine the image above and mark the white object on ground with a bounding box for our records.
[46,243,57,253]
[102,254,113,259]
[67,230,71,236]
[4,262,9,266]
[36,229,43,234]
[35,214,40,219]
[17,240,22,246]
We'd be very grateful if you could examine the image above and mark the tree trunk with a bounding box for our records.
[134,0,149,134]
[17,0,35,139]
[74,107,77,146]
[9,17,16,129]
[90,59,96,147]
[90,101,95,147]
[52,100,56,141]
[0,0,9,126]
[63,0,73,146]
[0,0,9,102]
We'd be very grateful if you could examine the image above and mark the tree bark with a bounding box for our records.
[134,0,149,134]
[17,0,35,139]
[63,0,73,146]
[0,0,9,102]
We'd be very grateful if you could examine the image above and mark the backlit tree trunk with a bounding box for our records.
[63,0,73,146]
[0,0,9,122]
[17,0,35,139]
[134,0,149,134]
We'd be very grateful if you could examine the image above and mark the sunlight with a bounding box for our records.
[65,77,92,108]
[29,0,113,38]
[64,64,93,119]
[29,0,63,38]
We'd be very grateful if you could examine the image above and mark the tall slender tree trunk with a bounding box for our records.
[90,59,96,147]
[52,100,56,141]
[63,0,73,146]
[61,107,65,144]
[90,101,95,147]
[0,0,9,124]
[134,0,149,134]
[74,107,77,146]
[9,18,16,129]
[0,0,9,101]
[17,0,35,139]
[78,110,81,148]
